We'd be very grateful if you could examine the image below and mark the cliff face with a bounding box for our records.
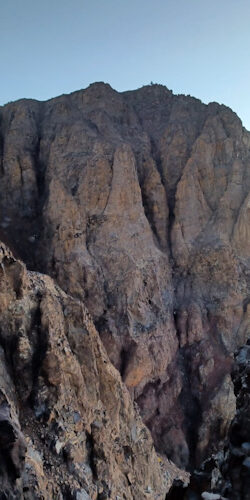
[0,83,249,495]
[169,342,250,500]
[0,242,187,499]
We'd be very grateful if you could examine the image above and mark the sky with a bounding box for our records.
[1,0,250,129]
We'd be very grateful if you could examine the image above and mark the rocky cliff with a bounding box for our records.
[0,242,187,499]
[0,83,249,498]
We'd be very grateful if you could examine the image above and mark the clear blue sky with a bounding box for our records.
[1,0,250,129]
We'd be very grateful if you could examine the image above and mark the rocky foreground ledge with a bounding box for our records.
[0,242,188,498]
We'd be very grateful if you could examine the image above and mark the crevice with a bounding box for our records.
[165,479,188,499]
[33,102,47,203]
[94,314,109,336]
[120,347,129,379]
[178,347,203,471]
[0,330,18,388]
[60,485,75,500]
[173,309,181,348]
[149,136,177,258]
[16,155,24,186]
[135,140,170,252]
[86,431,97,480]
[167,203,175,261]
[120,342,137,380]
[230,190,249,243]
[139,184,163,250]
[243,298,250,313]
[27,301,49,410]
[34,136,46,198]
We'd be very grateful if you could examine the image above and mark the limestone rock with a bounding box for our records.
[0,243,187,498]
[0,83,250,479]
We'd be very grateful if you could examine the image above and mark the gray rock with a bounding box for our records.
[75,489,91,500]
[201,493,221,500]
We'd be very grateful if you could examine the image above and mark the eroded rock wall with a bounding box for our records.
[0,242,188,498]
[168,342,250,500]
[0,83,249,473]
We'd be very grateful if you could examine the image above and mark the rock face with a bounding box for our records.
[169,342,250,500]
[0,242,187,498]
[216,343,250,499]
[0,83,249,493]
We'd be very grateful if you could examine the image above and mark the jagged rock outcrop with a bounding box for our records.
[0,242,188,498]
[0,83,249,483]
[209,342,250,500]
[167,341,250,500]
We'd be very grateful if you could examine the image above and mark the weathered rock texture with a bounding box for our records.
[168,342,250,500]
[0,242,187,498]
[0,83,249,494]
[212,342,250,500]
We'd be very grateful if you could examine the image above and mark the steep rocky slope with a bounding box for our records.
[0,242,187,498]
[0,83,249,494]
[167,342,250,499]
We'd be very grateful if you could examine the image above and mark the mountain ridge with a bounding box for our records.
[0,83,249,498]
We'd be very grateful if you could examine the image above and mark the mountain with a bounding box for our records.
[0,83,249,499]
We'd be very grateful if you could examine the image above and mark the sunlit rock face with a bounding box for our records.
[0,83,249,481]
[0,242,187,498]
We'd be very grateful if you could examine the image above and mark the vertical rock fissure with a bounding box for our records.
[86,431,98,480]
[178,348,203,471]
[28,301,49,412]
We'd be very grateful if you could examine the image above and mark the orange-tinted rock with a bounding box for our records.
[0,243,187,498]
[0,83,249,475]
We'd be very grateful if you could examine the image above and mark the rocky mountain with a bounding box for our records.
[168,342,250,499]
[0,82,249,498]
[0,242,188,499]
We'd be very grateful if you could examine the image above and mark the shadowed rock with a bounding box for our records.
[0,83,249,494]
